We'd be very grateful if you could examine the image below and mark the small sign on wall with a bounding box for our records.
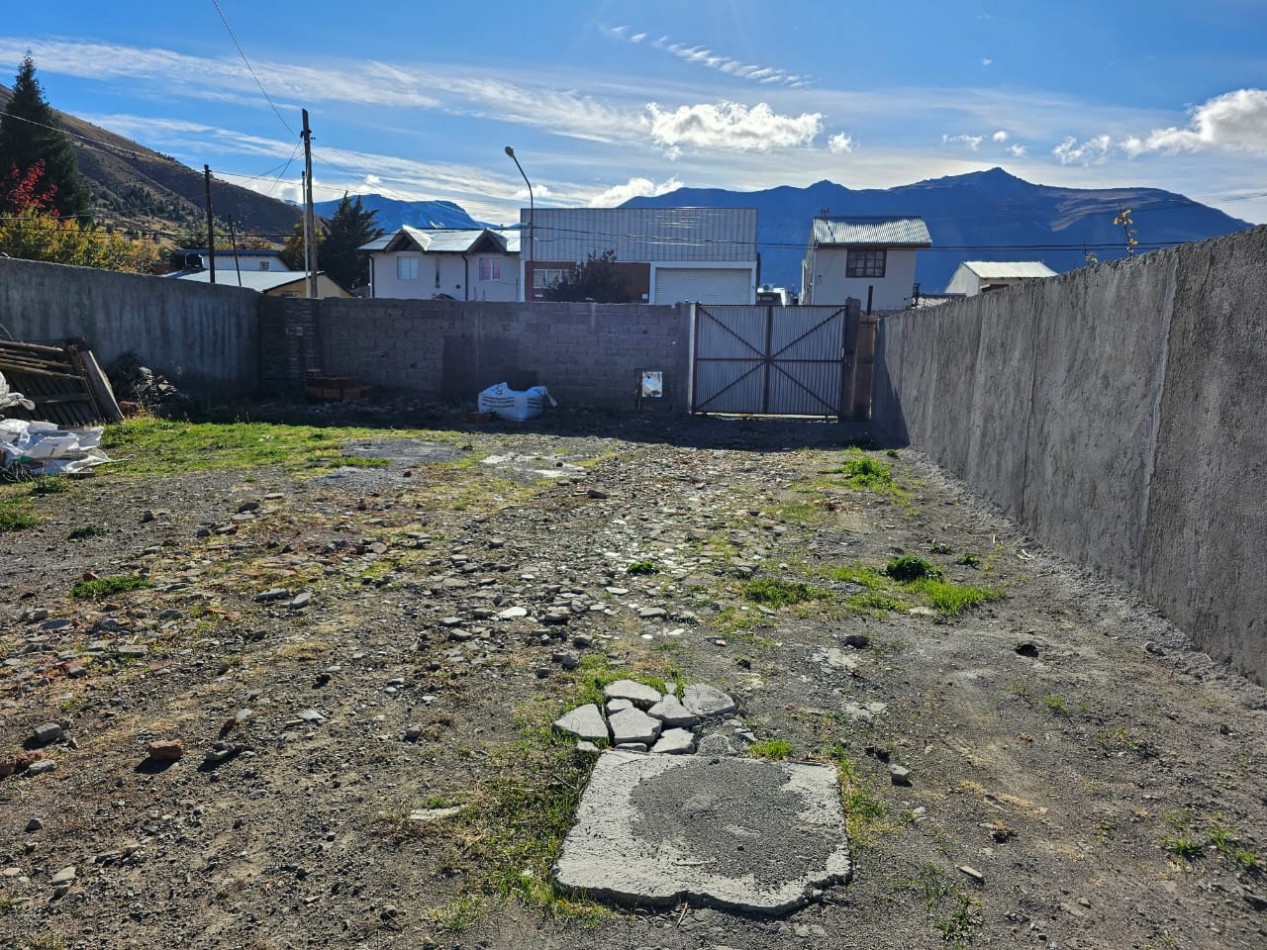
[640,371,663,398]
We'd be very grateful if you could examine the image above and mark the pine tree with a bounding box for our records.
[0,56,93,224]
[317,193,383,290]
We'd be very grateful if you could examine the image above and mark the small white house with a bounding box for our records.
[362,227,520,301]
[800,216,932,311]
[945,261,1057,297]
[172,248,291,273]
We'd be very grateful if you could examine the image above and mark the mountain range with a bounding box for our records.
[6,80,1251,290]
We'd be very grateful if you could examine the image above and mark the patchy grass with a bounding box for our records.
[70,573,151,601]
[68,524,109,540]
[893,862,983,947]
[909,579,1003,617]
[835,454,894,491]
[827,742,896,846]
[0,502,38,533]
[98,417,421,477]
[625,560,663,576]
[742,577,827,608]
[1043,694,1071,717]
[746,738,793,760]
[884,556,942,583]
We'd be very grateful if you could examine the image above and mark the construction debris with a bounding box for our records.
[0,339,123,426]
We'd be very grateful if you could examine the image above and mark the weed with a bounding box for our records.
[1042,694,1070,717]
[884,556,942,582]
[1005,680,1030,698]
[1161,835,1203,860]
[0,502,38,533]
[827,562,887,590]
[930,542,954,555]
[911,579,1003,617]
[68,524,108,540]
[70,573,151,601]
[827,742,893,845]
[835,455,893,490]
[1096,727,1138,753]
[746,738,793,760]
[955,553,981,568]
[625,560,662,576]
[28,478,68,496]
[846,591,905,615]
[425,894,484,932]
[742,577,826,608]
[937,892,984,944]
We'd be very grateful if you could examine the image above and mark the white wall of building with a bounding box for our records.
[368,251,518,300]
[804,247,919,311]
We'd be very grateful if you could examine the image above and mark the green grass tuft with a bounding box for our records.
[70,573,151,601]
[0,504,38,533]
[884,556,942,582]
[746,738,793,760]
[742,577,826,608]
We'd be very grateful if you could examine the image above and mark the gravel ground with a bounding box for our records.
[1,410,1265,950]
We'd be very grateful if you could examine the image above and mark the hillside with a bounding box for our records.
[313,194,486,232]
[0,84,301,245]
[622,169,1253,292]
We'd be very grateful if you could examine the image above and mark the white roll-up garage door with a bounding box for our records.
[653,268,752,304]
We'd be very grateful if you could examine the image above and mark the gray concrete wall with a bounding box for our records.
[261,297,692,413]
[873,225,1267,682]
[0,257,259,398]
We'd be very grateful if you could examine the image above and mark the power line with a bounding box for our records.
[209,0,296,138]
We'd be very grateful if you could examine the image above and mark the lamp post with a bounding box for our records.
[504,146,533,300]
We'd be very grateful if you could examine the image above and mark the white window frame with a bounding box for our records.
[479,257,502,281]
[397,255,419,280]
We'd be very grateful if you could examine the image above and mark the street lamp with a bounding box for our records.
[505,146,534,300]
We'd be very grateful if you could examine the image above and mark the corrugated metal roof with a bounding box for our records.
[960,261,1057,279]
[810,216,932,247]
[369,227,520,255]
[525,207,757,263]
[170,270,310,292]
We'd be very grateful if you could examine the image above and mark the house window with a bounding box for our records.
[259,261,270,271]
[533,267,568,290]
[846,249,886,278]
[479,258,501,281]
[397,256,419,280]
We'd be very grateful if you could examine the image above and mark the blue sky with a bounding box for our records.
[2,1,1265,225]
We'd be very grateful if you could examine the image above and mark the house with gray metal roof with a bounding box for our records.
[168,268,350,298]
[522,207,758,304]
[800,216,932,311]
[361,227,521,301]
[945,260,1057,297]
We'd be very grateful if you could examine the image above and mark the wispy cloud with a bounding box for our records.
[588,176,683,206]
[943,133,985,151]
[644,102,822,156]
[1053,134,1112,165]
[601,25,809,88]
[827,133,854,154]
[1008,144,1028,157]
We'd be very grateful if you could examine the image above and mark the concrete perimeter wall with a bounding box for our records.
[0,257,259,398]
[874,225,1267,682]
[259,297,692,413]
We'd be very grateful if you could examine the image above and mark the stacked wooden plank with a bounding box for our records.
[0,339,124,426]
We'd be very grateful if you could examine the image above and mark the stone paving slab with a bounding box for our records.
[554,750,851,914]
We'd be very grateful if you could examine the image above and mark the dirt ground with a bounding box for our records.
[1,409,1265,950]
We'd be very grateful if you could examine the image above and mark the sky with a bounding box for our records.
[1,1,1265,227]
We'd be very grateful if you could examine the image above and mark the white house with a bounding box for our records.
[361,227,521,301]
[521,207,758,304]
[800,216,932,311]
[172,248,291,273]
[945,261,1057,297]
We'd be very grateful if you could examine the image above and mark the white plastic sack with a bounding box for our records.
[0,419,111,475]
[0,370,34,413]
[477,382,557,422]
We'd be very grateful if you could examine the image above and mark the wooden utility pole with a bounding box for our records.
[203,165,216,284]
[227,214,242,287]
[301,110,318,299]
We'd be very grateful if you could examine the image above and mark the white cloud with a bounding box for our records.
[588,176,683,206]
[982,58,993,67]
[644,102,823,154]
[1138,88,1267,153]
[604,28,809,87]
[1052,134,1112,165]
[992,130,1008,142]
[1007,144,1028,157]
[943,133,985,151]
[827,133,854,154]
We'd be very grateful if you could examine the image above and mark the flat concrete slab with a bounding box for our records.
[554,751,850,914]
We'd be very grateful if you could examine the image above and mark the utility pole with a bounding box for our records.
[301,110,318,299]
[227,214,242,287]
[203,165,216,284]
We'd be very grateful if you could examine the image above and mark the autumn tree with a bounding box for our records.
[544,249,631,303]
[0,56,92,224]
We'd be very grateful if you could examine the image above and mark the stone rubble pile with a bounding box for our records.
[553,678,740,755]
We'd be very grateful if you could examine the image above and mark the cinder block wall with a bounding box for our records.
[873,226,1267,683]
[262,298,692,413]
[0,258,260,398]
